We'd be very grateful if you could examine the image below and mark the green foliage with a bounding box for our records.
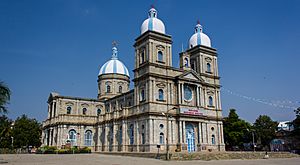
[223,109,252,150]
[79,147,91,153]
[253,115,277,149]
[290,107,300,148]
[36,146,91,154]
[0,81,11,114]
[0,115,13,148]
[12,114,42,148]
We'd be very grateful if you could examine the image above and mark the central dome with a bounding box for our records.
[141,7,165,34]
[99,46,129,77]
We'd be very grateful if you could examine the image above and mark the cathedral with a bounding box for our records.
[42,7,225,153]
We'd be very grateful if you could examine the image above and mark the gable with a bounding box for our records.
[183,73,198,81]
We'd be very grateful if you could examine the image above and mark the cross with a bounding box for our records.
[112,41,118,47]
[197,19,200,25]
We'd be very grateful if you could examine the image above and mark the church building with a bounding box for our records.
[42,6,225,153]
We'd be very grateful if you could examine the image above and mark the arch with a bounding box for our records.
[209,96,213,106]
[67,106,72,114]
[207,63,211,72]
[119,126,122,145]
[140,89,145,101]
[185,124,195,152]
[106,85,111,93]
[158,51,163,62]
[212,134,215,145]
[82,108,87,115]
[129,124,134,145]
[68,129,77,146]
[184,57,189,67]
[97,108,101,115]
[159,132,164,144]
[119,86,122,93]
[158,89,164,100]
[141,52,145,63]
[84,130,92,146]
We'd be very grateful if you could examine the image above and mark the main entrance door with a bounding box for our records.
[186,124,195,152]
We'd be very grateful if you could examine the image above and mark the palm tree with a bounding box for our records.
[0,81,11,114]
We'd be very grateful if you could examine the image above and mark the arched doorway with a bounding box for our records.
[186,124,195,152]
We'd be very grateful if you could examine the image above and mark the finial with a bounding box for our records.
[111,41,118,59]
[181,43,184,52]
[195,20,203,33]
[151,4,155,9]
[112,40,118,47]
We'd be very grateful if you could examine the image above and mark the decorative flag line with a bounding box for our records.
[222,88,299,110]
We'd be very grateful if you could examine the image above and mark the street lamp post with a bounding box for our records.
[162,107,177,160]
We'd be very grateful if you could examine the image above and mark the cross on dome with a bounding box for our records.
[111,41,118,59]
[148,5,157,18]
[195,20,203,33]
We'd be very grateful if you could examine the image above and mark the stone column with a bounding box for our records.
[181,83,184,104]
[177,83,181,104]
[196,86,200,106]
[113,122,118,151]
[105,124,110,151]
[135,121,139,152]
[201,123,207,144]
[121,120,126,152]
[178,120,182,144]
[198,122,202,144]
[56,125,61,148]
[182,121,186,144]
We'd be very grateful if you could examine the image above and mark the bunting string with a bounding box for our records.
[222,88,299,110]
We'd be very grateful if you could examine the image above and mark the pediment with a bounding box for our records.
[178,70,204,82]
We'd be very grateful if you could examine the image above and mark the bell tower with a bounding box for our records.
[133,6,173,111]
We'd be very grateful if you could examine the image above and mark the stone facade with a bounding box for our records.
[42,8,225,153]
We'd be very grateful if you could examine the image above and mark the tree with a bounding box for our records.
[12,115,42,148]
[0,115,13,148]
[0,81,11,114]
[290,107,300,149]
[223,109,252,150]
[253,115,277,150]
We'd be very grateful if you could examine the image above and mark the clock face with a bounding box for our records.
[184,85,193,101]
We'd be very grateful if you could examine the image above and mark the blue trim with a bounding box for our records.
[113,60,117,73]
[121,62,128,76]
[197,31,201,45]
[148,18,153,31]
[100,61,109,74]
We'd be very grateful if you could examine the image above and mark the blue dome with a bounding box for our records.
[99,46,129,77]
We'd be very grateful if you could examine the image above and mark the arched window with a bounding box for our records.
[82,108,87,115]
[119,86,122,93]
[129,124,134,145]
[141,52,145,63]
[140,89,145,101]
[67,106,72,114]
[141,133,145,144]
[184,58,189,67]
[141,125,145,144]
[207,63,211,72]
[84,130,92,146]
[106,85,111,93]
[158,51,163,62]
[159,124,164,129]
[158,89,164,101]
[209,96,213,106]
[212,135,215,145]
[97,108,101,115]
[69,129,77,146]
[119,126,122,144]
[159,132,164,144]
